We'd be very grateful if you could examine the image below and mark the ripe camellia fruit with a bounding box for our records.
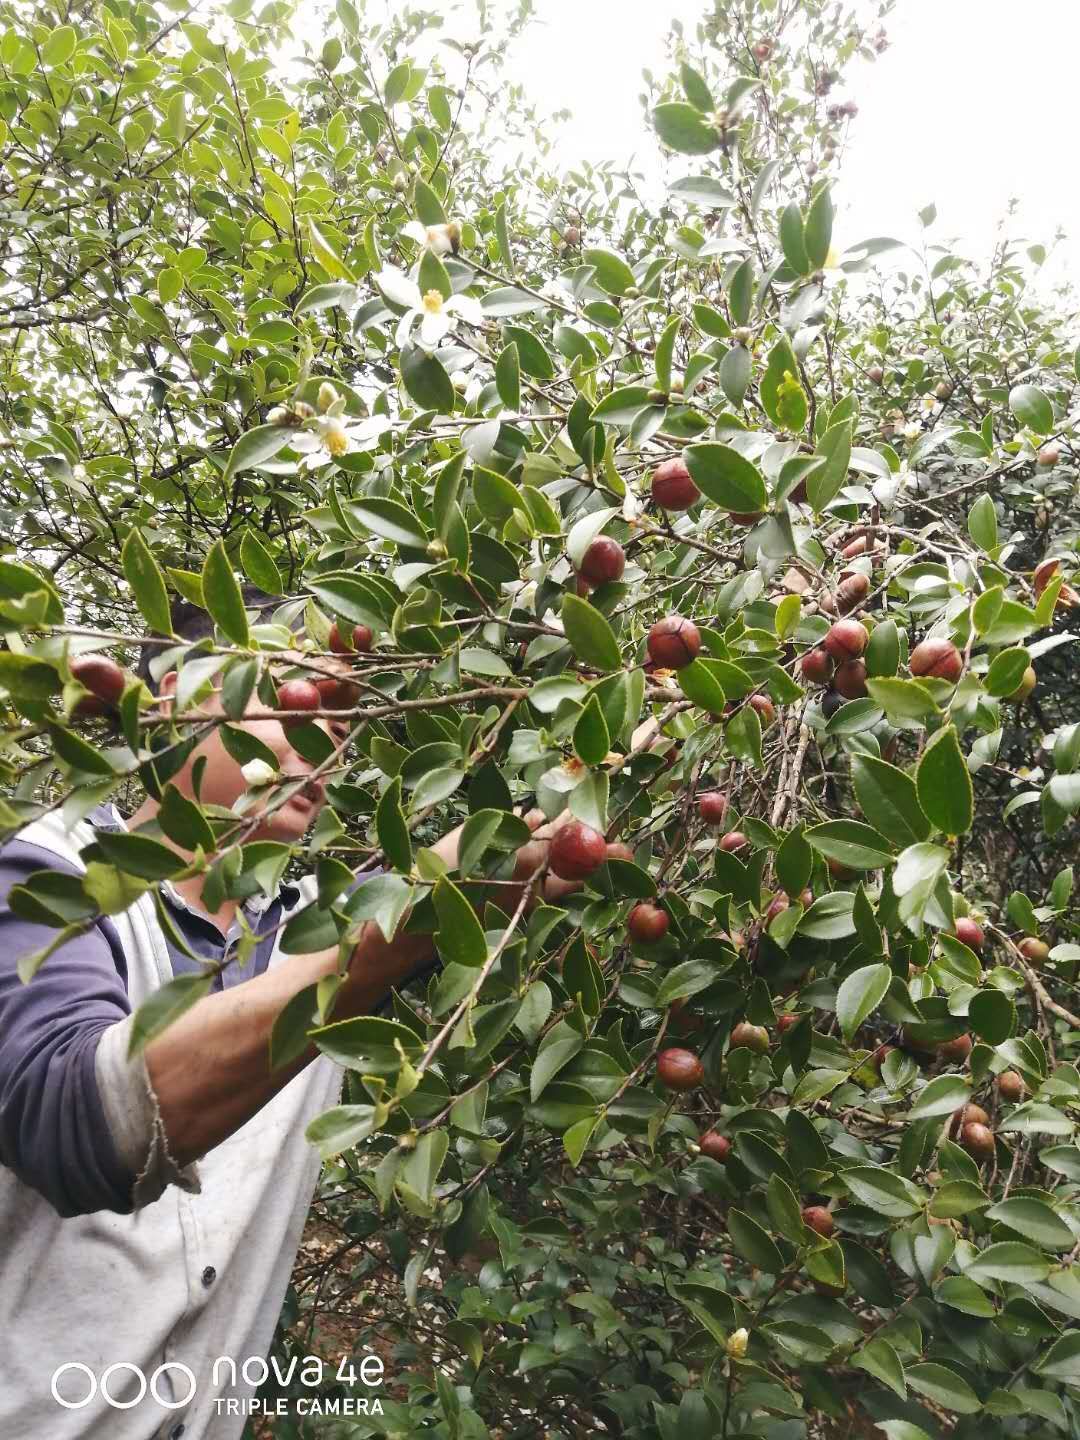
[776,1012,802,1034]
[647,615,701,670]
[910,637,963,682]
[961,1121,996,1161]
[872,1043,896,1074]
[835,572,870,613]
[749,694,776,726]
[277,678,322,728]
[656,1048,704,1091]
[821,690,846,720]
[867,364,884,384]
[699,1130,731,1161]
[949,1103,989,1139]
[669,996,704,1036]
[549,820,608,882]
[579,536,626,587]
[316,675,360,710]
[1037,444,1060,466]
[728,510,764,527]
[698,791,728,826]
[833,659,868,699]
[1019,937,1050,965]
[953,917,984,952]
[765,895,789,923]
[651,458,700,511]
[800,647,833,684]
[802,1205,834,1238]
[730,1021,769,1054]
[71,654,127,716]
[329,622,373,654]
[997,1070,1026,1103]
[824,618,869,661]
[938,1033,972,1065]
[628,902,669,944]
[719,831,748,854]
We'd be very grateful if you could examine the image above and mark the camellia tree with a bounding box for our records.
[3,0,1080,1434]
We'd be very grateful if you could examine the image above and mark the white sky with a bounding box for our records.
[492,0,1080,286]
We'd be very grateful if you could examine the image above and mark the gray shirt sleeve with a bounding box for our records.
[0,842,138,1217]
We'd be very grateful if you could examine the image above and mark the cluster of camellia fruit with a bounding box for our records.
[66,621,374,725]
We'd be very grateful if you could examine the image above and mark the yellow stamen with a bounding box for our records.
[421,289,444,314]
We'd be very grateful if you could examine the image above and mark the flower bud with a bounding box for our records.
[317,381,340,413]
[726,1327,749,1359]
[241,758,278,787]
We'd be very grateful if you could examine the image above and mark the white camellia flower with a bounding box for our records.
[293,414,393,466]
[402,219,461,256]
[241,758,277,788]
[375,266,483,350]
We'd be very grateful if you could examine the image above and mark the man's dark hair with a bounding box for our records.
[135,585,303,691]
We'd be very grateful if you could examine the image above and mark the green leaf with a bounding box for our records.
[531,1020,585,1101]
[376,776,412,872]
[916,726,973,836]
[727,1209,784,1273]
[582,247,636,297]
[676,658,726,717]
[804,185,834,268]
[42,24,77,66]
[719,344,751,406]
[652,102,720,155]
[573,694,611,766]
[239,530,283,595]
[433,876,487,967]
[201,540,249,646]
[968,989,1015,1045]
[222,423,295,483]
[909,1074,970,1120]
[495,341,520,411]
[905,1362,981,1415]
[985,647,1031,698]
[679,62,714,111]
[965,1241,1051,1284]
[127,973,214,1058]
[853,1339,906,1400]
[725,703,763,768]
[931,1181,991,1218]
[852,755,932,847]
[1009,382,1054,435]
[806,422,852,512]
[401,342,454,412]
[806,820,894,870]
[561,594,621,671]
[866,676,941,722]
[836,962,891,1039]
[348,497,428,548]
[985,1198,1075,1251]
[967,493,998,551]
[779,202,810,275]
[843,1166,925,1217]
[305,1104,380,1159]
[308,219,355,281]
[1034,1330,1080,1383]
[935,1275,996,1316]
[684,443,767,513]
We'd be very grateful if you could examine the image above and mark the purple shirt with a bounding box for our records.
[0,807,427,1218]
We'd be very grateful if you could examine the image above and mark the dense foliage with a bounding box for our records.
[2,0,1080,1435]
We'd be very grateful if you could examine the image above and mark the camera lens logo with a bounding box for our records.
[51,1362,197,1411]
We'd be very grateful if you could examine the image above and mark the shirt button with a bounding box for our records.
[201,1266,216,1287]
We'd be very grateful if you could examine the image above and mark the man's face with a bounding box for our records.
[159,650,353,843]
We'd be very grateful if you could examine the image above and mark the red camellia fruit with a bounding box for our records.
[872,1043,896,1074]
[328,622,373,654]
[698,791,728,826]
[729,1021,769,1053]
[604,841,636,865]
[910,637,963,682]
[799,647,833,685]
[835,572,870,613]
[961,1121,996,1161]
[628,902,669,944]
[549,820,608,881]
[776,1012,802,1034]
[938,1033,972,1064]
[749,693,776,726]
[765,895,789,923]
[699,1130,731,1161]
[997,1070,1026,1103]
[669,997,704,1035]
[316,675,360,709]
[952,917,984,953]
[579,536,626,587]
[833,659,868,700]
[802,1205,834,1238]
[728,510,764,527]
[71,653,127,715]
[651,458,700,512]
[867,364,884,384]
[647,615,701,669]
[949,1103,989,1139]
[720,831,748,854]
[656,1048,704,1091]
[277,678,322,728]
[824,619,869,661]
